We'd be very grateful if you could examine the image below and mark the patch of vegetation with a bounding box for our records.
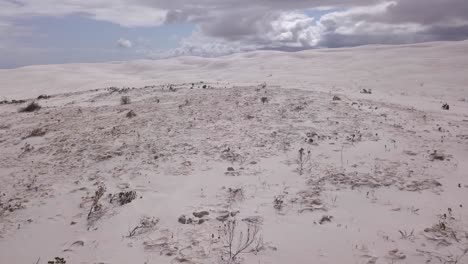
[37,94,51,100]
[128,216,159,237]
[120,96,131,105]
[220,219,262,263]
[47,257,66,264]
[110,190,137,206]
[297,148,311,175]
[126,110,137,118]
[273,195,284,210]
[24,128,46,139]
[19,101,41,112]
[227,187,244,204]
[360,88,372,94]
[87,185,106,221]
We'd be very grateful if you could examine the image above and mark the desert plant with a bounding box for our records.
[319,215,333,224]
[87,185,106,221]
[111,190,137,205]
[128,216,159,237]
[398,229,415,240]
[126,110,136,118]
[47,257,66,264]
[227,187,244,205]
[120,96,131,105]
[360,88,372,94]
[297,148,311,175]
[19,101,41,112]
[273,195,284,210]
[417,248,468,264]
[37,94,50,100]
[220,219,261,263]
[25,128,46,138]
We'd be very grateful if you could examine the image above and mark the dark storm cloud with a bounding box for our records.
[156,0,468,53]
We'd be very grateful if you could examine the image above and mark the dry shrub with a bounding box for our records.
[121,96,131,105]
[19,101,41,112]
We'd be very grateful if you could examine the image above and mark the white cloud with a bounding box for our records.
[0,0,167,27]
[1,0,468,61]
[117,38,133,48]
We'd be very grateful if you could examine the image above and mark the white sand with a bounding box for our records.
[0,41,468,264]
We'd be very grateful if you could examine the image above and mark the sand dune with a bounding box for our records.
[1,42,468,264]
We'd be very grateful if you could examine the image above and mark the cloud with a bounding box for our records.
[316,1,468,47]
[2,0,468,59]
[117,38,133,48]
[0,0,167,27]
[182,0,468,54]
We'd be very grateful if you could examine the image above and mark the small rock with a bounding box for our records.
[227,167,235,171]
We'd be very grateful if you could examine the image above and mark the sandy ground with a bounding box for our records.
[1,41,468,264]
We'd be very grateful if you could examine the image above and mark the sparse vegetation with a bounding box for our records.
[319,215,333,224]
[227,187,244,204]
[37,94,50,100]
[360,88,372,94]
[429,150,446,161]
[399,229,415,240]
[297,148,311,175]
[111,190,137,206]
[128,216,159,237]
[273,195,284,210]
[220,219,261,263]
[24,128,46,139]
[47,257,66,264]
[19,101,41,112]
[126,110,137,118]
[121,96,131,105]
[87,185,106,221]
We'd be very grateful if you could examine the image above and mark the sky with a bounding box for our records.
[1,0,468,68]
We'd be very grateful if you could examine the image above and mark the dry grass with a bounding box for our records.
[24,128,46,139]
[220,219,261,263]
[121,96,131,105]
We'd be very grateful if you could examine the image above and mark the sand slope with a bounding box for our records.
[1,42,468,264]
